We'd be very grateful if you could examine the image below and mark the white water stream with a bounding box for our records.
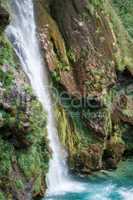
[6,0,85,196]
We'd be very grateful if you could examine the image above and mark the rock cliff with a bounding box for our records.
[35,0,133,174]
[0,0,133,199]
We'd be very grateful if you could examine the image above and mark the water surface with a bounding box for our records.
[44,159,133,200]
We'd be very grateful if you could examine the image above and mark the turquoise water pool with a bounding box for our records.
[44,159,133,200]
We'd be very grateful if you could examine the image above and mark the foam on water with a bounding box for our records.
[119,188,133,200]
[87,183,115,200]
[46,179,87,196]
[44,160,133,200]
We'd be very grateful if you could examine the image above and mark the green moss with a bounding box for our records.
[0,34,16,67]
[56,106,79,154]
[0,0,10,12]
[0,23,49,198]
[90,0,104,7]
[15,179,24,190]
[18,146,42,178]
[0,34,17,91]
[51,70,61,82]
[56,104,101,158]
[0,68,13,88]
[17,140,49,193]
[112,125,124,145]
[0,94,49,195]
[30,100,47,133]
[57,61,70,71]
[122,109,133,118]
[0,137,13,177]
[17,100,49,180]
[67,49,76,63]
[0,192,6,200]
[112,0,133,38]
[86,0,133,72]
[33,175,42,194]
[102,1,133,72]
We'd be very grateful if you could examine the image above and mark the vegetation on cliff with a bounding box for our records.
[0,3,49,199]
[112,0,133,38]
[36,0,133,174]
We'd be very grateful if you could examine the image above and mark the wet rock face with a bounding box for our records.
[35,0,133,174]
[36,0,117,97]
[47,0,117,97]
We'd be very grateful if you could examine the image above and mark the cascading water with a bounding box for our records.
[6,0,85,196]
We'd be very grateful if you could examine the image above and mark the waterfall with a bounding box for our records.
[6,0,85,196]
